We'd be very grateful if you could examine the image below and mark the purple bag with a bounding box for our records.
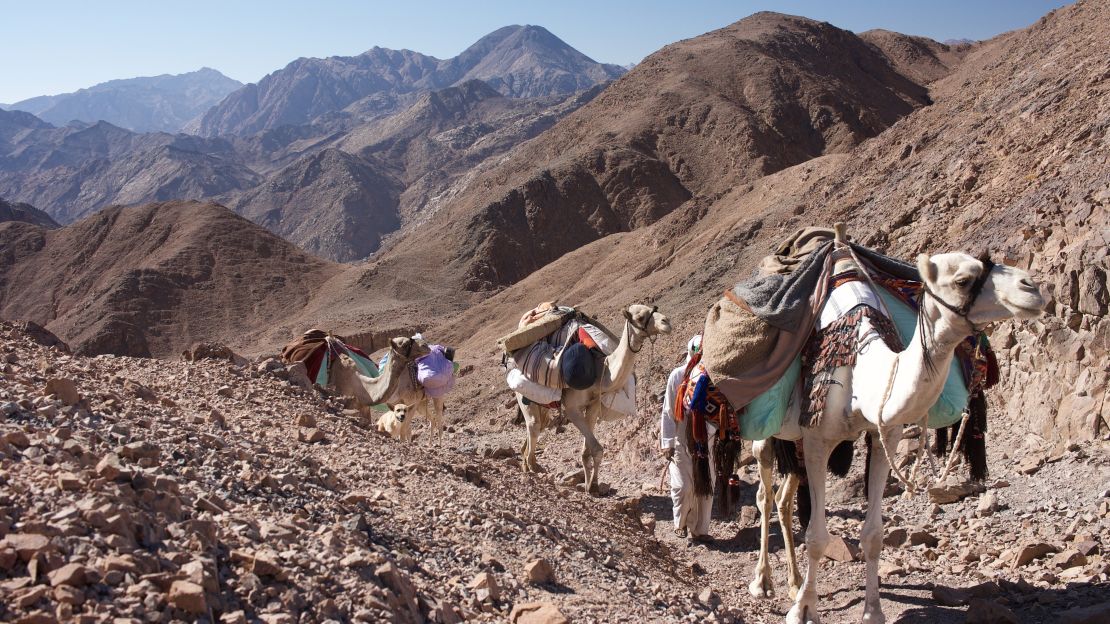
[416,345,455,398]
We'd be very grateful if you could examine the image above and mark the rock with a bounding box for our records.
[184,342,244,364]
[878,561,905,578]
[96,453,126,480]
[639,514,657,533]
[1012,542,1059,568]
[965,598,1019,624]
[468,571,500,602]
[375,562,421,620]
[932,584,971,607]
[299,427,325,443]
[824,534,860,562]
[286,361,312,389]
[697,587,720,606]
[168,580,207,614]
[295,413,317,427]
[976,492,998,516]
[56,472,82,490]
[908,528,939,548]
[510,602,570,624]
[119,441,160,461]
[562,469,585,486]
[1049,549,1087,569]
[1074,540,1099,556]
[1057,601,1110,624]
[2,533,51,562]
[927,479,985,504]
[884,527,908,547]
[48,563,90,587]
[524,558,555,584]
[44,378,81,405]
[1017,456,1043,475]
[216,386,234,398]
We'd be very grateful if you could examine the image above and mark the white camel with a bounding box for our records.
[331,337,448,443]
[517,303,672,494]
[745,252,1044,624]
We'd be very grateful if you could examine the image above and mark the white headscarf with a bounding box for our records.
[684,334,702,364]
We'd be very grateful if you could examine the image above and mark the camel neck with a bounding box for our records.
[878,297,970,425]
[601,321,642,391]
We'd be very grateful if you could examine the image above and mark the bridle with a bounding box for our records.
[921,256,995,331]
[624,305,657,353]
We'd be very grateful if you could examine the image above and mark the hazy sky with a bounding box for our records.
[1,0,1072,103]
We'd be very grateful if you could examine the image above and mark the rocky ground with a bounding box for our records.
[2,320,1107,623]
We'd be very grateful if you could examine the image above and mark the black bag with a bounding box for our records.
[560,342,599,390]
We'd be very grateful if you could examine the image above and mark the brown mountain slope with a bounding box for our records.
[226,148,403,262]
[0,201,340,357]
[859,29,975,84]
[425,0,1109,447]
[0,197,58,228]
[364,12,936,293]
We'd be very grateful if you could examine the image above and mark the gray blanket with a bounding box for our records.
[734,241,920,330]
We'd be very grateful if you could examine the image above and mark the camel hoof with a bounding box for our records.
[587,483,600,496]
[786,604,820,624]
[748,577,774,599]
[861,606,885,624]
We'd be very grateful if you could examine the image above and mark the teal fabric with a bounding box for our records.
[322,347,389,412]
[875,289,968,428]
[741,356,800,440]
[738,289,969,439]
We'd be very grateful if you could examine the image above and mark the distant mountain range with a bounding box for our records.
[192,25,625,137]
[6,68,242,133]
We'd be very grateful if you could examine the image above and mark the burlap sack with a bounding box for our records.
[700,293,777,381]
[498,310,570,354]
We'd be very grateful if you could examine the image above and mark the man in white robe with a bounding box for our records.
[660,335,715,541]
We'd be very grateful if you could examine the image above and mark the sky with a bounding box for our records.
[0,0,1073,104]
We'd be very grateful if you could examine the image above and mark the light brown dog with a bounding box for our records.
[376,404,412,442]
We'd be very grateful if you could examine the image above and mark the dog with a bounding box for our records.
[376,403,412,442]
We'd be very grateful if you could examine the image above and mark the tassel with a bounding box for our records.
[962,390,989,481]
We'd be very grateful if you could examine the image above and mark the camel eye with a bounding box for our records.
[954,277,971,288]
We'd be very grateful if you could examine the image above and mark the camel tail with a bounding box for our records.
[771,439,801,477]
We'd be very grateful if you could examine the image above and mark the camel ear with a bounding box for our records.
[623,308,634,323]
[917,254,938,285]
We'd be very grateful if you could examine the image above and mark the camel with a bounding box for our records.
[377,404,412,441]
[744,252,1045,624]
[516,303,672,494]
[331,336,447,443]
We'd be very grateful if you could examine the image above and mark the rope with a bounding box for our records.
[874,357,923,496]
[934,409,971,484]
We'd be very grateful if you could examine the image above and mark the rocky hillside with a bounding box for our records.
[0,198,58,228]
[8,68,242,133]
[0,201,340,357]
[859,30,975,85]
[193,25,623,138]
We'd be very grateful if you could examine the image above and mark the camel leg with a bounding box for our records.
[516,395,544,473]
[433,398,445,443]
[564,406,603,495]
[749,439,777,598]
[861,428,898,624]
[787,435,831,624]
[778,471,803,599]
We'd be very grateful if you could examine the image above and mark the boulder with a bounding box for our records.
[168,580,207,614]
[44,378,81,405]
[48,563,90,587]
[469,571,500,602]
[524,558,555,584]
[1012,542,1059,568]
[510,603,570,624]
[824,534,860,562]
[965,598,1018,624]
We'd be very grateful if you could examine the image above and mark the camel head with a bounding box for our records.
[624,303,673,337]
[916,252,1046,328]
[389,336,432,361]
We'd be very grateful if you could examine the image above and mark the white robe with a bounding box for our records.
[660,365,716,536]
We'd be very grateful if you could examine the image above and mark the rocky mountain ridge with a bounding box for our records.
[192,25,624,138]
[7,68,242,133]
